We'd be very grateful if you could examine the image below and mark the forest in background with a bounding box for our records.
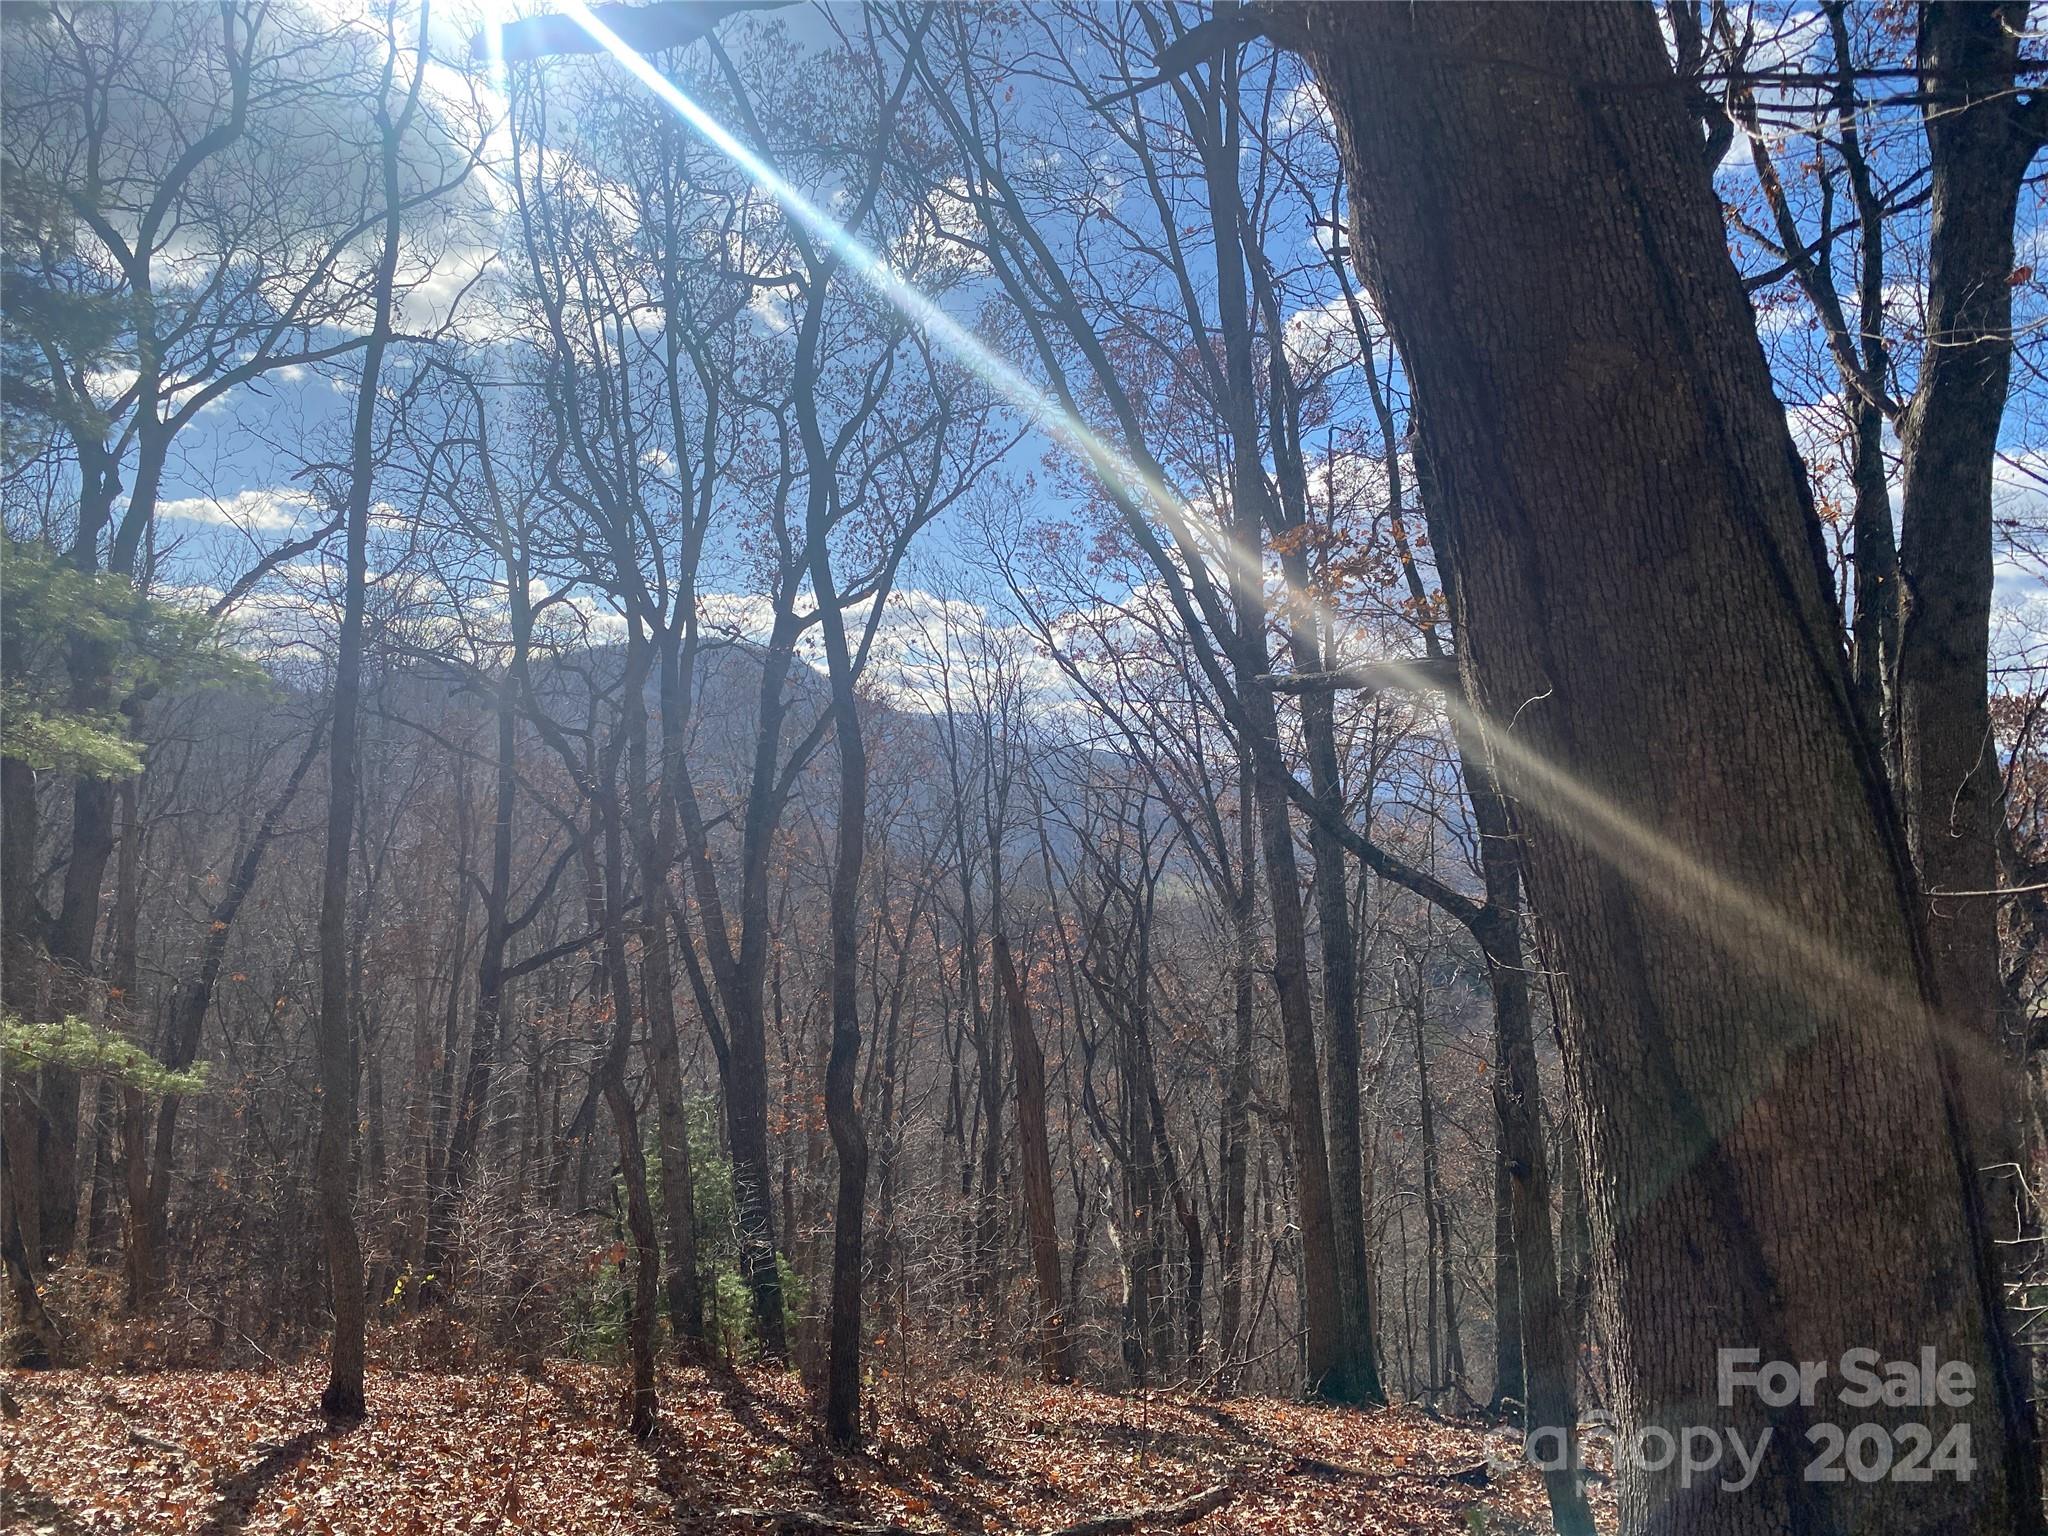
[6,3,2048,1533]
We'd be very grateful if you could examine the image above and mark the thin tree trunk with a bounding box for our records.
[311,23,420,1420]
[1198,61,1375,1403]
[1406,459,1589,1526]
[1412,982,1441,1402]
[33,455,125,1265]
[596,791,659,1440]
[428,693,510,1285]
[1214,762,1255,1390]
[996,933,1073,1382]
[1488,1122,1521,1405]
[626,628,702,1350]
[816,638,868,1447]
[137,717,323,1307]
[1897,1,2040,1201]
[670,626,797,1361]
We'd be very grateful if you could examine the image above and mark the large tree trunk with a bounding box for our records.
[1897,1,2041,1198]
[1284,4,2036,1530]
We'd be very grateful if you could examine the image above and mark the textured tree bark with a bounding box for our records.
[1897,1,2041,1195]
[1283,3,2037,1530]
[996,933,1073,1382]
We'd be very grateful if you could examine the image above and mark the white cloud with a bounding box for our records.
[159,487,325,532]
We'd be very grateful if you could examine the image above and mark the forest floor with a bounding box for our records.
[1,1360,1614,1535]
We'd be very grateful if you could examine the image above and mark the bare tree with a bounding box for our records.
[312,2,429,1421]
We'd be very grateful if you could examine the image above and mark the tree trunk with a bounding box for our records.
[136,718,323,1307]
[996,933,1073,1382]
[310,32,418,1418]
[596,792,659,1440]
[671,624,797,1362]
[1197,71,1377,1403]
[1214,759,1255,1390]
[1488,1120,1522,1408]
[1473,891,1592,1534]
[32,457,124,1267]
[1412,981,1443,1402]
[1,1006,59,1367]
[816,648,868,1447]
[314,457,371,1423]
[0,1153,58,1368]
[428,691,511,1286]
[626,628,702,1350]
[1411,462,1591,1526]
[1285,3,2037,1528]
[41,772,115,1265]
[1897,1,2040,1199]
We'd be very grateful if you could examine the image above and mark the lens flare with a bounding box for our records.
[549,1,1986,1198]
[558,2,1174,504]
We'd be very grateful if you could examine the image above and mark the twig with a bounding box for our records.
[173,1287,276,1366]
[1044,1480,1237,1536]
[718,1480,1239,1536]
[715,1513,921,1535]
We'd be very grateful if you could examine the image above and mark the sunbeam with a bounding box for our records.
[549,0,1979,1196]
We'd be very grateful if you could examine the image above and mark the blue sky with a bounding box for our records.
[115,0,2048,700]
